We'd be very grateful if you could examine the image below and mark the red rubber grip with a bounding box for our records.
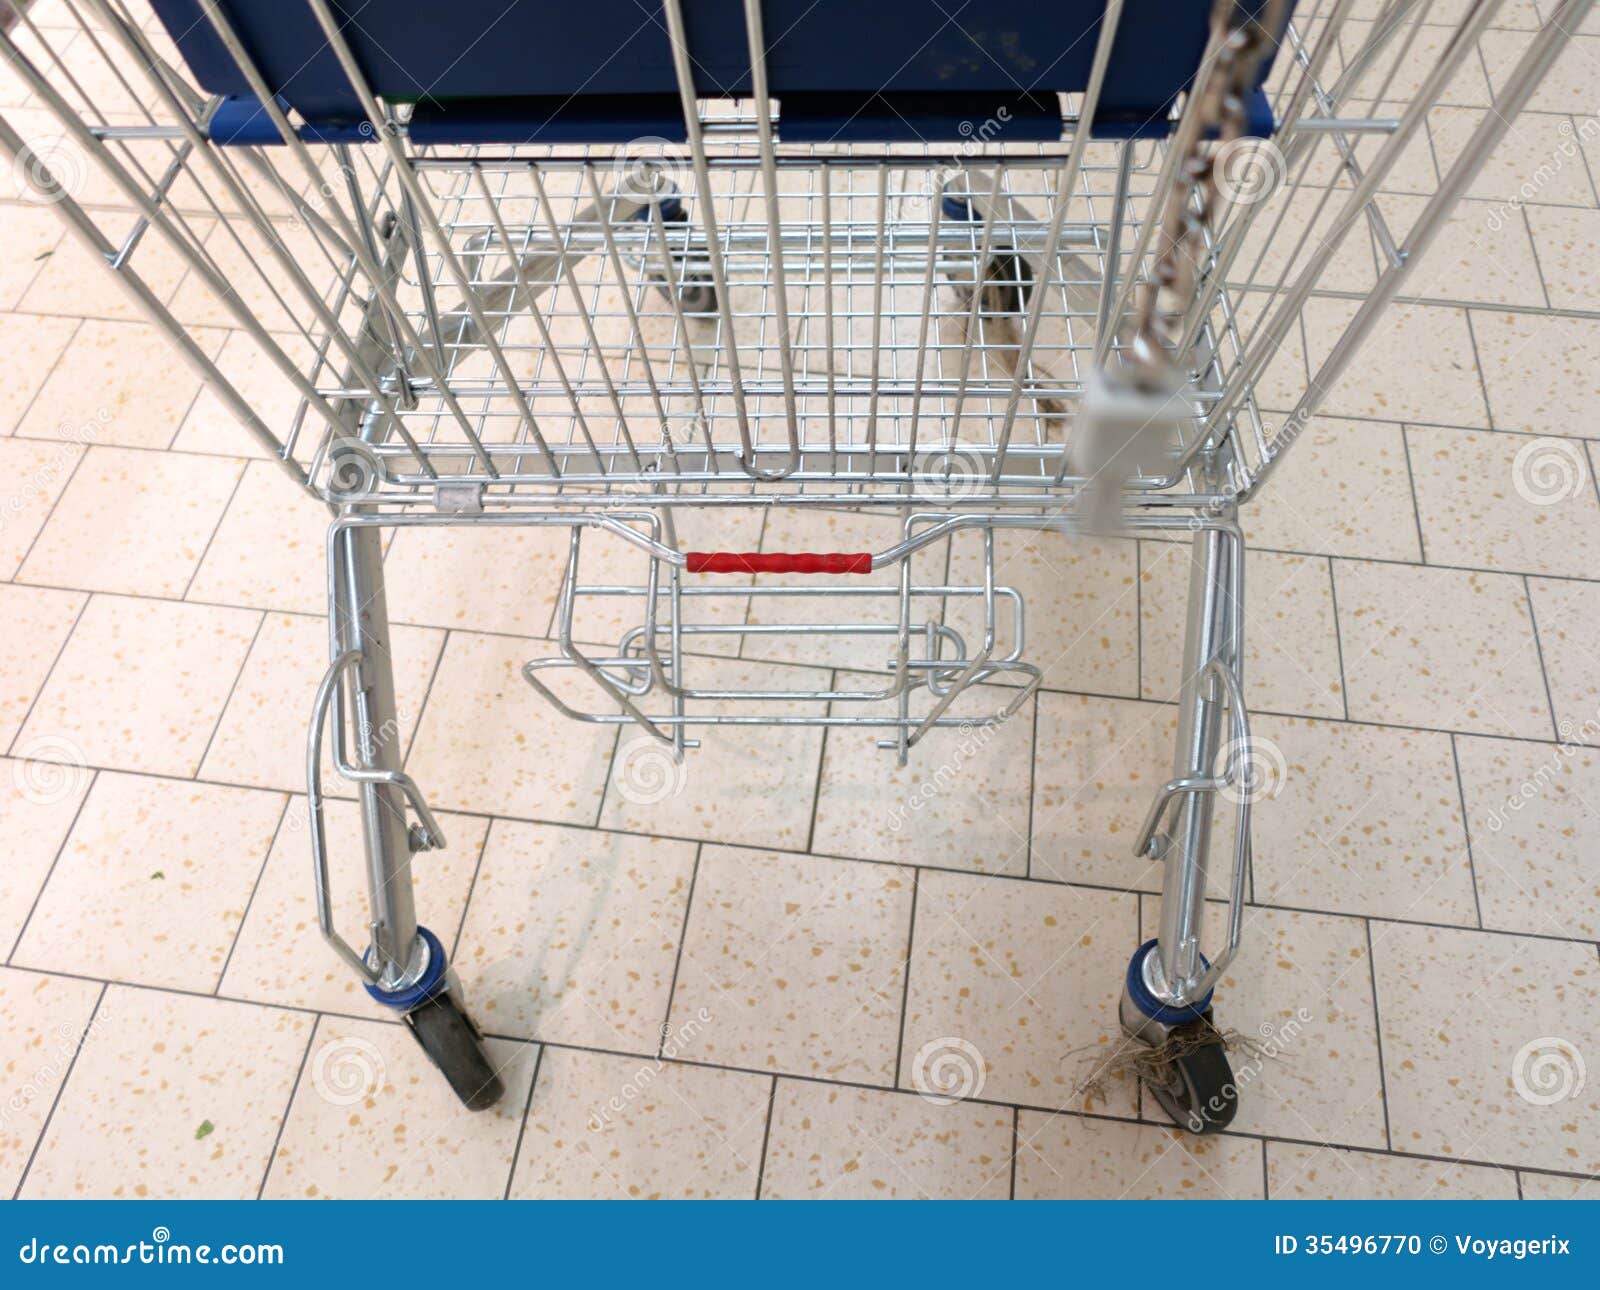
[686,551,873,575]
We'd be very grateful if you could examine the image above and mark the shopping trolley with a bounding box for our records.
[2,0,1584,1129]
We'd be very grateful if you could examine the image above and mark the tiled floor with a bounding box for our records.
[1,1,1597,1203]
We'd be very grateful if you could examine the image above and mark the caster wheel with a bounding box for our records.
[1142,1018,1238,1135]
[978,248,1033,315]
[670,275,718,316]
[404,991,505,1111]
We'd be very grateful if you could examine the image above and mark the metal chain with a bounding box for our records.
[1129,0,1289,383]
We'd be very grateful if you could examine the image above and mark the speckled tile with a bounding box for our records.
[944,528,1141,698]
[0,583,83,750]
[171,331,314,459]
[1407,425,1600,579]
[19,446,243,597]
[0,436,88,579]
[186,460,332,615]
[1249,714,1477,924]
[1303,299,1488,427]
[1141,542,1345,719]
[902,869,1137,1115]
[1267,1141,1519,1199]
[0,312,77,433]
[1139,901,1387,1147]
[1519,1171,1600,1200]
[167,219,331,334]
[760,1079,1011,1199]
[1382,196,1548,309]
[0,205,65,308]
[12,772,283,991]
[263,1018,536,1200]
[18,593,259,777]
[384,524,570,638]
[668,845,912,1086]
[404,630,618,821]
[1030,692,1228,895]
[811,676,1034,876]
[1528,577,1600,735]
[0,967,102,1197]
[1525,206,1600,311]
[1015,1113,1264,1199]
[20,986,310,1199]
[1479,30,1600,117]
[1243,414,1423,563]
[17,320,226,450]
[200,610,444,796]
[1456,734,1600,939]
[18,217,207,324]
[1472,311,1600,437]
[0,756,93,966]
[1372,921,1600,1174]
[1334,560,1552,739]
[220,797,487,1019]
[452,820,694,1049]
[1427,108,1599,211]
[509,1046,769,1199]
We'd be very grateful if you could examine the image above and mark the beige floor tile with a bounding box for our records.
[1249,714,1477,924]
[17,319,225,450]
[1014,1112,1264,1199]
[19,446,243,597]
[1384,196,1548,309]
[0,205,65,308]
[1142,542,1345,719]
[1303,299,1488,427]
[1527,577,1600,736]
[0,968,102,1197]
[1374,922,1600,1174]
[1267,1141,1519,1199]
[18,594,259,776]
[1427,108,1599,211]
[668,845,912,1085]
[452,821,694,1049]
[186,460,331,615]
[12,772,283,991]
[20,985,310,1199]
[509,1046,769,1199]
[263,1018,536,1200]
[1335,560,1552,738]
[171,331,315,459]
[1480,30,1600,116]
[760,1079,1012,1199]
[945,529,1141,698]
[405,630,618,821]
[1525,206,1600,311]
[1472,310,1600,437]
[1031,692,1232,894]
[220,797,487,1019]
[0,312,77,433]
[0,436,89,579]
[167,219,332,334]
[903,870,1138,1114]
[1457,734,1600,939]
[597,655,826,850]
[1139,901,1387,1147]
[201,611,444,795]
[1243,414,1423,563]
[385,524,569,638]
[1519,1171,1600,1200]
[18,217,207,324]
[1335,19,1494,107]
[0,755,92,956]
[812,677,1034,876]
[0,583,83,750]
[1407,425,1600,578]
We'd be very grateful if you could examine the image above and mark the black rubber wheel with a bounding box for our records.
[1142,1021,1239,1135]
[980,247,1034,315]
[672,275,718,315]
[405,991,505,1111]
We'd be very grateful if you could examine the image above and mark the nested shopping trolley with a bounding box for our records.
[3,0,1584,1127]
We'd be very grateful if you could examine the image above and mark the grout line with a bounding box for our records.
[656,843,703,1059]
[501,1041,545,1201]
[177,455,248,602]
[254,1014,318,1201]
[189,606,267,777]
[1522,578,1566,744]
[10,979,106,1201]
[2,586,89,760]
[1326,554,1351,722]
[212,793,294,995]
[752,1074,777,1199]
[1397,425,1432,566]
[1449,734,1489,932]
[890,868,920,1092]
[1363,919,1395,1154]
[1008,1106,1020,1199]
[3,767,96,966]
